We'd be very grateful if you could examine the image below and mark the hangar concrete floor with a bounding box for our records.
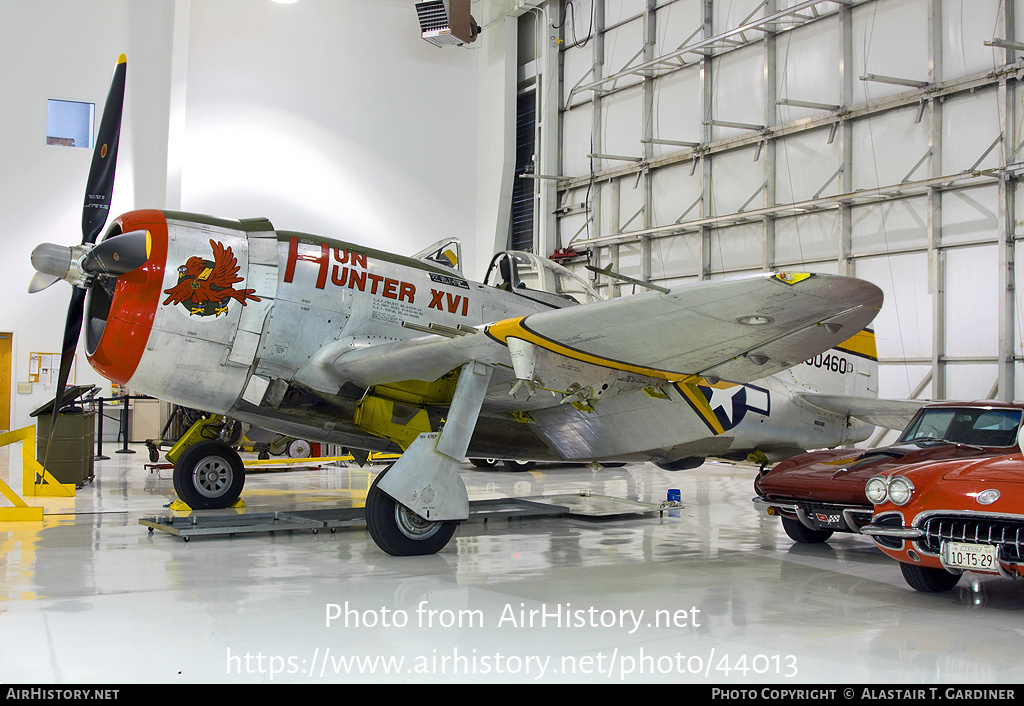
[1,444,1023,685]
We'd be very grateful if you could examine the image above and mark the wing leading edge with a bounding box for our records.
[798,394,927,431]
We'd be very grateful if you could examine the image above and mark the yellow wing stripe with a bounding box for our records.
[675,382,727,435]
[486,317,691,382]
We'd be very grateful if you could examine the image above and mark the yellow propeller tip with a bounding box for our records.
[117,53,127,64]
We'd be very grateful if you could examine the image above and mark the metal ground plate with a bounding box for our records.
[139,494,665,541]
[521,493,664,517]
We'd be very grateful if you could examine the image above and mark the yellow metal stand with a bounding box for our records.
[168,498,245,512]
[0,425,75,521]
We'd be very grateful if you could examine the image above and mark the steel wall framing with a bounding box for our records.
[528,0,1024,408]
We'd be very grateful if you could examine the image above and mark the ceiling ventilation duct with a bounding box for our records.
[415,0,480,47]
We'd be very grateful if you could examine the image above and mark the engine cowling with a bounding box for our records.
[86,210,275,414]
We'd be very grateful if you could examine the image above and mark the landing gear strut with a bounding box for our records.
[364,360,493,556]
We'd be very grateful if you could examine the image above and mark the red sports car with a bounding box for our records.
[860,447,1024,592]
[753,402,1024,544]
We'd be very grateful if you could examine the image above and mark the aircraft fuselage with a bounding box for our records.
[85,210,875,467]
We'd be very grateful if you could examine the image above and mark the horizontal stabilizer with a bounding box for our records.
[800,394,927,430]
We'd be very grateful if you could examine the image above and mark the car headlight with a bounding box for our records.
[865,475,889,504]
[887,476,915,506]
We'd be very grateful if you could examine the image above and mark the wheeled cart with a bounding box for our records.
[139,493,672,542]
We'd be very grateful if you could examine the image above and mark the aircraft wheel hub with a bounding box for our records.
[193,457,234,498]
[394,504,442,540]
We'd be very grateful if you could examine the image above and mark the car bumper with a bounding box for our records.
[752,496,873,534]
[862,512,1024,580]
[860,524,923,539]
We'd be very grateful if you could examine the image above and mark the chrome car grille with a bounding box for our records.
[918,515,1024,561]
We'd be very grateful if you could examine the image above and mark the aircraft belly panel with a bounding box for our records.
[229,405,398,452]
[527,386,717,459]
[521,375,855,463]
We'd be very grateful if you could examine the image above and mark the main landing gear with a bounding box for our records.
[365,361,494,556]
[171,440,245,510]
[365,464,457,556]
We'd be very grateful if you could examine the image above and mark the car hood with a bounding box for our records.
[756,442,1000,503]
[873,453,1024,516]
[936,454,1024,484]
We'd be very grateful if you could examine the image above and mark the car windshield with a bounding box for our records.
[897,407,1023,447]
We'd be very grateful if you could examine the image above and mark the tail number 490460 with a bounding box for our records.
[804,353,853,374]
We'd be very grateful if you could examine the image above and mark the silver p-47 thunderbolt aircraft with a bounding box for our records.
[30,56,889,556]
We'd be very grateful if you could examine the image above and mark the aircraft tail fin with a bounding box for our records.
[790,328,927,433]
[786,327,878,398]
[412,238,463,274]
[798,393,925,431]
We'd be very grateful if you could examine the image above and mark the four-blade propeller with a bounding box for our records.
[28,54,145,460]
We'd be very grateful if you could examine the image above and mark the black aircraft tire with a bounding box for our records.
[503,460,536,472]
[365,465,457,556]
[900,562,962,592]
[781,516,834,544]
[172,440,245,510]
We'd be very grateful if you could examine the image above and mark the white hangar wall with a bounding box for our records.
[0,0,178,429]
[0,0,486,429]
[523,0,1024,430]
[174,0,479,259]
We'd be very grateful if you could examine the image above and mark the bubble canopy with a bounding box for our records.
[484,251,601,307]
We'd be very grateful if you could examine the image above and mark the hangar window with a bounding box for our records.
[509,9,538,253]
[510,87,536,252]
[46,99,94,148]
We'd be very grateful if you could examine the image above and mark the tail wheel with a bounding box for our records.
[287,439,312,458]
[900,562,962,592]
[365,465,457,556]
[503,460,536,472]
[172,440,245,509]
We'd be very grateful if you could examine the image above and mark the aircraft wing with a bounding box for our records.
[799,394,927,431]
[328,271,883,391]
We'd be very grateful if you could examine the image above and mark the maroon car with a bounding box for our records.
[753,402,1024,543]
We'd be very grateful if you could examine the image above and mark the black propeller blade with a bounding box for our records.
[83,54,127,245]
[42,54,127,466]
